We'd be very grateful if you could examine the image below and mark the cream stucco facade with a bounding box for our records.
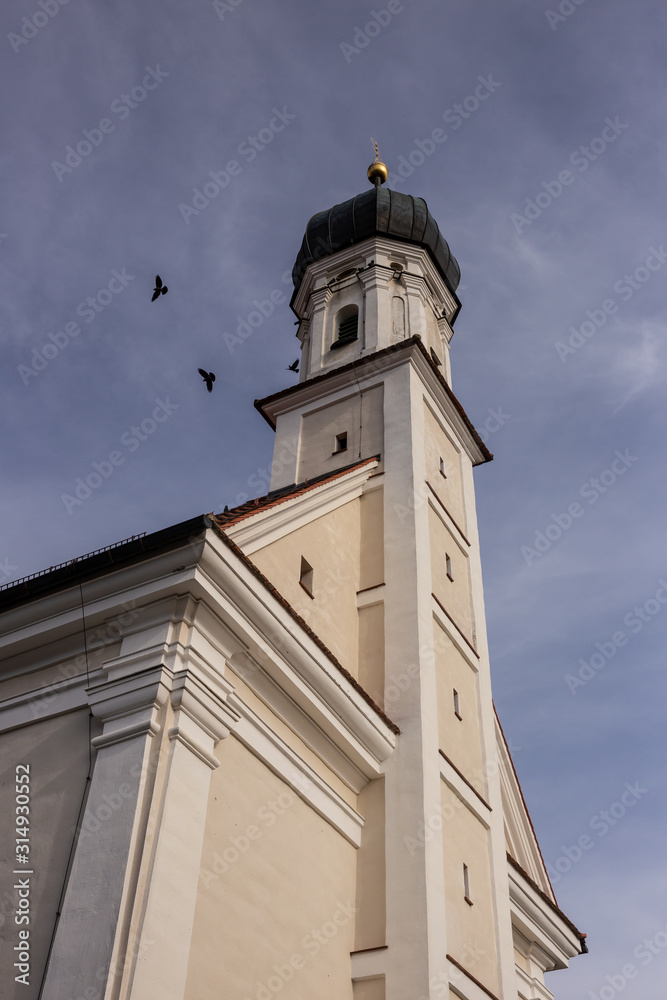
[0,176,585,1000]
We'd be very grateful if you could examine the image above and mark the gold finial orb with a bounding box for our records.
[368,137,388,186]
[367,160,388,185]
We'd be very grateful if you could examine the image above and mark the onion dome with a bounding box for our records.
[292,185,461,297]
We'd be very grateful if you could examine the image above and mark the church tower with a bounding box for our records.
[243,155,586,999]
[0,156,585,1000]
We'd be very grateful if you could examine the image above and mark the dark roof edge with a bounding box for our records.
[0,511,400,737]
[208,518,401,736]
[494,704,556,901]
[254,335,492,464]
[215,456,380,527]
[507,854,588,952]
[0,516,210,612]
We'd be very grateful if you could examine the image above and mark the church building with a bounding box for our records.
[0,156,586,1000]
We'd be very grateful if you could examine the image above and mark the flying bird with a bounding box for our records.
[151,275,168,301]
[198,368,216,392]
[287,359,299,372]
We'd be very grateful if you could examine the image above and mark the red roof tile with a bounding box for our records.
[212,456,379,528]
[507,853,587,950]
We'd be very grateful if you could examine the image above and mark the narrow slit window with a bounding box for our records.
[446,554,453,581]
[299,557,314,598]
[439,458,447,479]
[453,689,462,720]
[463,864,472,904]
[334,432,348,454]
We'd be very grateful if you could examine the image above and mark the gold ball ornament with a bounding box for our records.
[367,159,389,185]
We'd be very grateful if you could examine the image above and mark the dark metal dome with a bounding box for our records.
[292,186,461,296]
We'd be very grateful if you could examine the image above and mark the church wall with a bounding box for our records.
[296,385,384,485]
[421,293,445,365]
[429,505,473,640]
[357,602,385,711]
[433,620,486,798]
[359,487,384,591]
[226,670,358,807]
[440,782,500,996]
[423,402,466,533]
[184,733,356,1000]
[251,499,361,674]
[0,710,91,1000]
[353,978,385,1000]
[353,777,385,951]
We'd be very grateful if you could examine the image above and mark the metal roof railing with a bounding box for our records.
[0,533,147,592]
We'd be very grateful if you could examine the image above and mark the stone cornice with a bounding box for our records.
[291,235,460,323]
[507,857,584,968]
[255,337,490,466]
[198,528,397,774]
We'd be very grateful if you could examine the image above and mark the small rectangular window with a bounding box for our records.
[439,458,447,479]
[299,557,314,598]
[334,432,348,454]
[453,689,462,720]
[463,864,472,905]
[445,554,453,581]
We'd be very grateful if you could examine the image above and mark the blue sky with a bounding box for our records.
[2,1,667,995]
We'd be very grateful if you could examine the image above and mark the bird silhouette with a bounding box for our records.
[287,359,299,372]
[152,275,168,301]
[198,368,216,392]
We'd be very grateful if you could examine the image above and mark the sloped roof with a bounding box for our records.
[495,706,556,900]
[255,336,493,465]
[212,457,379,529]
[208,517,400,735]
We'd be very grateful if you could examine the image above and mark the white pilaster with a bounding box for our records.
[40,666,172,1000]
[123,665,239,1000]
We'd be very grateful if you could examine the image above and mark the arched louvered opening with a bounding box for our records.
[332,305,359,350]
